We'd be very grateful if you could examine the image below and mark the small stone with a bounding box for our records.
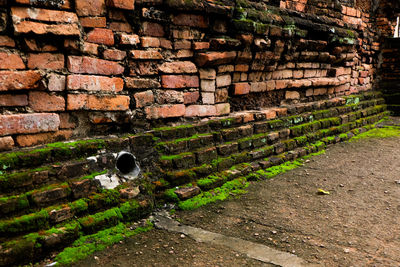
[344,248,350,253]
[254,233,259,236]
[271,230,277,234]
[180,234,185,238]
[94,256,99,260]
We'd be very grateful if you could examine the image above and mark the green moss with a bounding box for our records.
[164,188,180,202]
[178,177,249,210]
[55,221,153,265]
[350,126,400,141]
[160,152,192,161]
[0,209,49,235]
[69,199,89,214]
[78,208,123,233]
[78,170,107,181]
[197,174,228,191]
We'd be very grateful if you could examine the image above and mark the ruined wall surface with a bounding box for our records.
[0,0,383,152]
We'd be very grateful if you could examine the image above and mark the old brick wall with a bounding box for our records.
[0,0,382,152]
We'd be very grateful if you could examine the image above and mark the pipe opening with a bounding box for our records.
[116,152,138,175]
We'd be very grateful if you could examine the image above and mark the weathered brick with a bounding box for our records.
[233,83,250,95]
[0,136,14,151]
[134,90,154,108]
[285,91,300,100]
[155,90,184,104]
[107,0,134,10]
[215,88,228,103]
[80,17,107,28]
[48,74,66,91]
[202,92,215,104]
[0,113,60,136]
[130,50,163,60]
[109,21,133,33]
[67,56,124,75]
[185,105,216,117]
[59,113,77,129]
[215,103,230,115]
[250,82,267,92]
[161,75,199,88]
[193,42,209,50]
[172,14,208,28]
[27,53,64,70]
[184,91,199,104]
[142,22,164,37]
[67,94,130,111]
[141,37,160,47]
[199,68,216,79]
[129,61,158,76]
[29,91,65,111]
[0,71,42,91]
[13,21,80,36]
[0,94,28,106]
[216,74,231,88]
[67,75,124,92]
[145,104,185,119]
[200,80,215,92]
[119,33,140,45]
[175,186,201,200]
[86,28,114,46]
[75,0,106,16]
[125,77,160,89]
[174,40,191,50]
[103,49,127,60]
[0,36,16,47]
[11,7,78,23]
[159,61,197,74]
[82,42,99,56]
[0,52,25,69]
[196,51,237,67]
[15,130,73,147]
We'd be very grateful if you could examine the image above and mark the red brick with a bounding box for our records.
[29,91,65,111]
[80,17,107,28]
[145,104,185,119]
[82,42,99,56]
[27,53,64,70]
[0,35,15,47]
[0,52,25,70]
[0,71,42,91]
[134,90,154,108]
[130,50,163,60]
[161,75,199,88]
[103,49,127,60]
[160,39,172,49]
[13,21,80,36]
[14,0,72,8]
[195,51,237,67]
[193,42,209,50]
[142,22,164,37]
[288,79,312,88]
[67,94,130,111]
[185,105,216,117]
[59,113,77,129]
[109,22,133,33]
[159,61,197,74]
[67,75,124,92]
[235,64,249,72]
[16,130,73,147]
[119,33,140,45]
[266,80,276,91]
[11,7,78,23]
[0,136,14,151]
[0,113,60,136]
[67,56,124,75]
[75,0,105,16]
[275,80,289,90]
[0,94,28,106]
[233,83,250,95]
[48,74,66,91]
[141,37,160,47]
[125,77,160,89]
[86,28,114,46]
[172,14,208,28]
[107,0,134,10]
[175,50,193,58]
[199,68,216,79]
[184,91,199,104]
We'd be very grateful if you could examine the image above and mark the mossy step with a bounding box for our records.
[0,157,104,195]
[0,137,129,172]
[0,198,153,266]
[0,171,106,219]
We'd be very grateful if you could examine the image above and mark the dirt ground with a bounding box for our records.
[75,132,400,267]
